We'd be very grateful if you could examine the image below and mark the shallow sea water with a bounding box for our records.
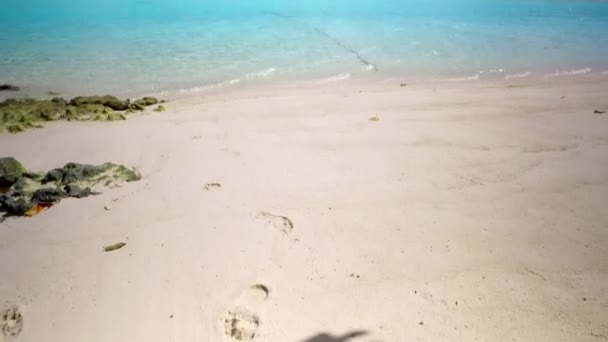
[1,0,607,96]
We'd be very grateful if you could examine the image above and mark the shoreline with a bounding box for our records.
[1,76,607,341]
[2,66,607,103]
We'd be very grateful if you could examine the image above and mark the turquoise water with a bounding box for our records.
[1,0,608,97]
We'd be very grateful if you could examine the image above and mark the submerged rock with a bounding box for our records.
[0,158,140,217]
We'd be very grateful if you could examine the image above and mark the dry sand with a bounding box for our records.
[1,76,607,341]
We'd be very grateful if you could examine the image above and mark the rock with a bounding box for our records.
[129,103,145,111]
[0,196,32,216]
[0,157,27,188]
[58,163,103,184]
[31,188,65,203]
[154,105,166,112]
[0,84,20,91]
[1,159,140,218]
[1,95,160,133]
[69,95,130,111]
[133,97,159,107]
[42,168,64,183]
[64,184,93,198]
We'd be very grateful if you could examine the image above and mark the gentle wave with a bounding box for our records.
[505,71,532,80]
[322,73,352,83]
[447,74,480,81]
[545,67,591,77]
[479,68,505,75]
[170,67,278,94]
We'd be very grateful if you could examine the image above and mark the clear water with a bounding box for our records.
[1,0,607,97]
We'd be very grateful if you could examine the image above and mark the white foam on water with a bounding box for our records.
[447,74,480,82]
[324,73,352,82]
[601,70,608,75]
[170,67,277,95]
[479,68,505,75]
[361,64,377,72]
[505,71,532,80]
[545,67,591,77]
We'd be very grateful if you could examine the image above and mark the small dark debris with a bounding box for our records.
[594,110,606,114]
[419,321,424,325]
[103,242,126,252]
[170,314,174,318]
[582,297,587,301]
[400,83,407,87]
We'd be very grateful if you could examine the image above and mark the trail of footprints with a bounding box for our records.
[221,213,292,340]
[222,284,270,341]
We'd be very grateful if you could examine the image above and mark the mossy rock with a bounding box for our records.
[1,95,159,134]
[132,97,159,107]
[0,157,27,188]
[69,95,130,111]
[154,105,166,112]
[129,103,146,111]
[1,159,141,217]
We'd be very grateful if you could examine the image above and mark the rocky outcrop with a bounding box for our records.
[0,158,140,217]
[0,95,163,133]
[69,95,130,110]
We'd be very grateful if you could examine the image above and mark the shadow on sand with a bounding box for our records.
[301,330,369,342]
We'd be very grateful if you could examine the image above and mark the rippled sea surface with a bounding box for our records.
[1,0,607,96]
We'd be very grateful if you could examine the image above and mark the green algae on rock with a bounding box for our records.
[0,159,140,217]
[69,95,130,111]
[0,95,163,134]
[154,105,166,112]
[0,157,27,188]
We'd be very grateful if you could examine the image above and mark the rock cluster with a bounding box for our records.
[0,95,163,133]
[0,157,140,217]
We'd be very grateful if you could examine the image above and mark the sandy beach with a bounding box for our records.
[1,77,607,341]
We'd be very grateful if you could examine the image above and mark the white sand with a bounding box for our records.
[1,76,608,342]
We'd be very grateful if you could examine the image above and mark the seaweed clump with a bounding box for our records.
[0,157,140,218]
[0,95,164,133]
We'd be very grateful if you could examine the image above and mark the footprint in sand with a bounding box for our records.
[1,306,23,339]
[257,212,293,236]
[221,284,270,341]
